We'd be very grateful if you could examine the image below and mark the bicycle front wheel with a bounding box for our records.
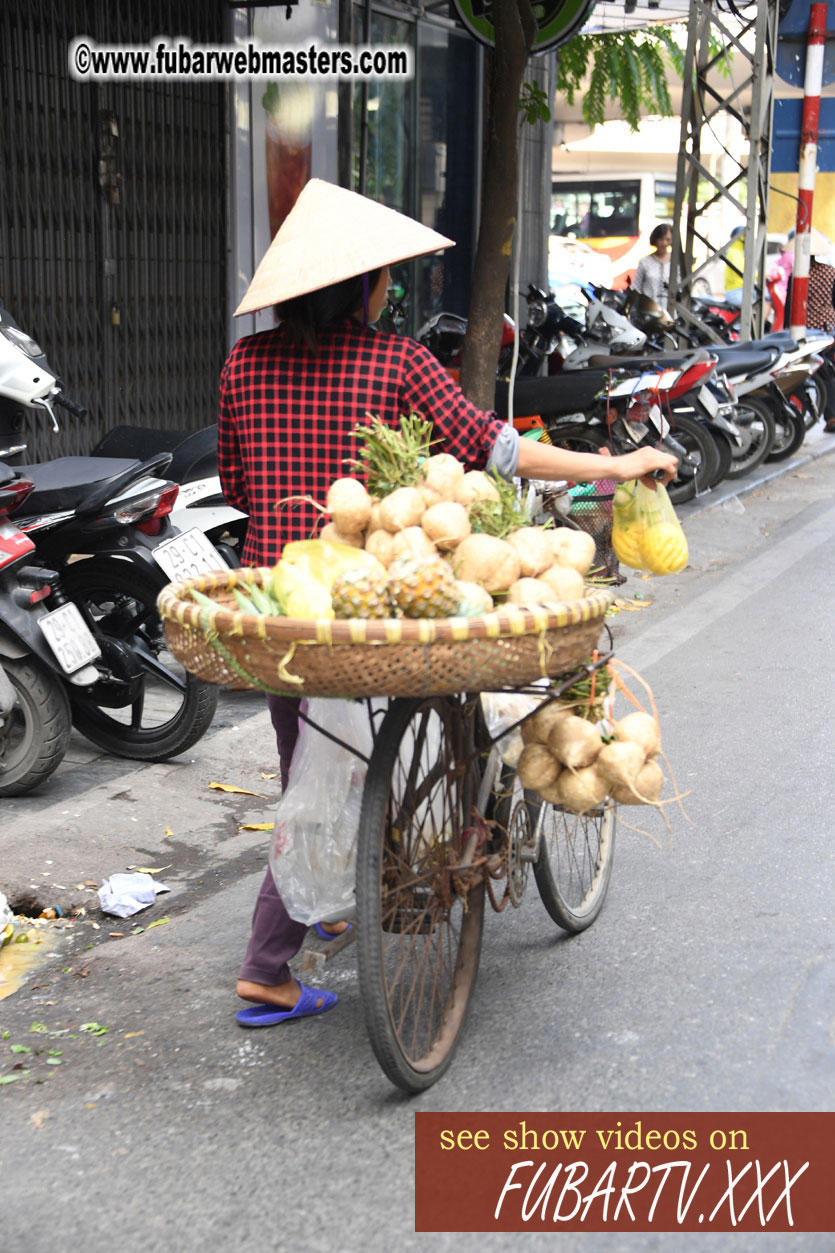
[533,800,616,933]
[356,696,484,1093]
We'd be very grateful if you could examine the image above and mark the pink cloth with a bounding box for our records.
[768,249,793,306]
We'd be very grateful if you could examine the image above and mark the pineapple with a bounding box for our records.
[386,555,460,619]
[331,567,393,619]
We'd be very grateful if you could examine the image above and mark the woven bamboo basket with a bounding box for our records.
[157,568,614,699]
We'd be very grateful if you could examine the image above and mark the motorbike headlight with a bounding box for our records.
[527,299,547,328]
[0,325,45,358]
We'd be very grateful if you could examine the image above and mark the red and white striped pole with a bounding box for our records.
[790,2,827,338]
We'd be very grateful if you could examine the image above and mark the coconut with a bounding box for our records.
[507,527,554,578]
[453,534,521,594]
[540,564,586,602]
[455,470,501,509]
[611,759,664,805]
[421,501,471,551]
[326,477,372,535]
[319,521,364,548]
[557,764,609,813]
[548,715,603,770]
[550,528,597,575]
[506,577,555,608]
[517,743,562,791]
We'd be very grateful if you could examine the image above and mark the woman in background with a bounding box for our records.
[631,223,672,305]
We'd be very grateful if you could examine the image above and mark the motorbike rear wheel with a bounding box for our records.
[818,361,835,421]
[725,395,777,479]
[60,559,218,761]
[0,656,71,798]
[707,427,734,488]
[798,375,825,429]
[765,405,807,463]
[665,412,719,505]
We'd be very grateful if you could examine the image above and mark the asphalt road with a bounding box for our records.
[1,436,834,1251]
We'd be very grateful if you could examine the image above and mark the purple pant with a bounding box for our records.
[238,695,306,987]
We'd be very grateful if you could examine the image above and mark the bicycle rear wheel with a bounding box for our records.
[533,799,616,932]
[356,695,485,1093]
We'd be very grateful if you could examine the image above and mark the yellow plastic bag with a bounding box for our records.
[612,480,688,575]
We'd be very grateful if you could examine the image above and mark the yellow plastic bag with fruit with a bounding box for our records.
[612,480,688,575]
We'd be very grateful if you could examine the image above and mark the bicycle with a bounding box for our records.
[158,571,616,1093]
[352,660,616,1093]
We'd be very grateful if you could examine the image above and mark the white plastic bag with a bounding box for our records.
[0,890,14,946]
[269,698,374,925]
[480,688,547,767]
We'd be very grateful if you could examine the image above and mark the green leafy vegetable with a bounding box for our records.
[468,470,532,539]
[348,413,436,496]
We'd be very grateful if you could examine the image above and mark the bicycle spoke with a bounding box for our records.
[358,696,484,1090]
[534,799,615,933]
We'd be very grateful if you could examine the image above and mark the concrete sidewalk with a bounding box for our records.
[678,417,835,519]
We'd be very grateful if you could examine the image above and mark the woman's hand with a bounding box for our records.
[610,446,679,486]
[515,437,679,488]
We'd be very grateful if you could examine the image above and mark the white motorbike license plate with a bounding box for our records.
[153,528,228,582]
[697,384,720,418]
[648,404,670,438]
[39,603,101,675]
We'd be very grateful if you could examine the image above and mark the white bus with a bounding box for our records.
[550,172,678,289]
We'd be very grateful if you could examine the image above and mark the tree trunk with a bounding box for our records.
[459,0,536,410]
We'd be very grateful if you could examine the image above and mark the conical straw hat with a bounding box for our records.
[235,179,455,316]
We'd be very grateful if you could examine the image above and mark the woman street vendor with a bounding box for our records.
[218,179,677,1028]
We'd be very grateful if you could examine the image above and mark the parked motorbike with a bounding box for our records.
[628,290,831,449]
[0,303,223,761]
[475,284,737,504]
[604,286,834,474]
[0,462,101,795]
[417,303,724,504]
[90,424,248,566]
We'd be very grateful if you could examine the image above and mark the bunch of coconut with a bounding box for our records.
[319,413,599,619]
[516,702,665,814]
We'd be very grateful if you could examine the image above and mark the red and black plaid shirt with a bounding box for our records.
[217,319,504,566]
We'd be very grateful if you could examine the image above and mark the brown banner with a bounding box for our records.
[415,1113,835,1233]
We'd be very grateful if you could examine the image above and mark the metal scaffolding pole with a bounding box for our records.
[668,0,779,342]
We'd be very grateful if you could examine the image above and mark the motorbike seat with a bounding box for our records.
[583,349,712,370]
[708,346,781,377]
[92,424,218,484]
[692,295,740,314]
[166,426,219,483]
[759,330,798,345]
[14,457,144,513]
[494,371,613,420]
[748,334,798,353]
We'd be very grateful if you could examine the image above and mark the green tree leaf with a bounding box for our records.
[556,26,689,133]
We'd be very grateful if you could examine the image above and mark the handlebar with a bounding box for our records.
[53,393,88,419]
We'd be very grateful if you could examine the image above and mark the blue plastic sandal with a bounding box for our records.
[236,983,338,1028]
[315,921,353,942]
